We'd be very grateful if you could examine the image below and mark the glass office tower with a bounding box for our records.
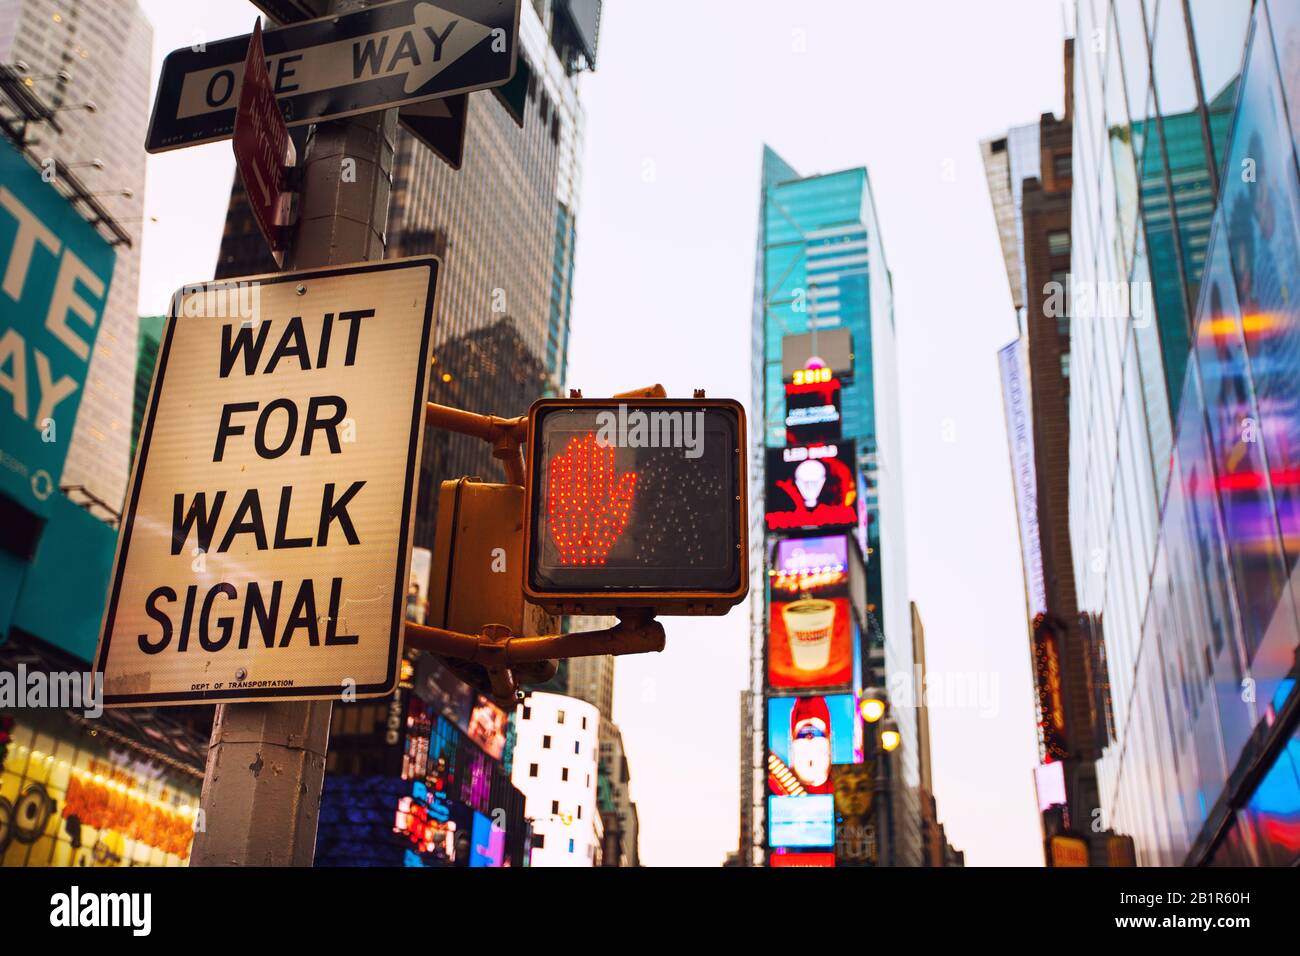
[747,147,916,866]
[1070,0,1300,865]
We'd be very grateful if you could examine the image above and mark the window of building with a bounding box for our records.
[551,800,559,815]
[529,763,538,777]
[568,839,575,853]
[522,705,531,720]
[1047,230,1071,257]
[1053,152,1072,180]
[577,805,582,819]
[582,716,587,729]
[543,735,551,749]
[562,767,569,781]
[533,833,545,849]
[574,740,580,755]
[557,710,565,724]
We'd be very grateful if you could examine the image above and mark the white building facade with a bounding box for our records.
[510,691,600,867]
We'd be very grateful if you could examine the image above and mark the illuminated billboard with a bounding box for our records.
[768,535,852,689]
[411,654,506,760]
[470,811,506,867]
[833,763,877,866]
[768,794,834,848]
[769,850,835,867]
[767,694,857,797]
[765,442,858,531]
[467,696,508,760]
[784,378,842,446]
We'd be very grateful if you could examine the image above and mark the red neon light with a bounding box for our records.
[547,432,638,565]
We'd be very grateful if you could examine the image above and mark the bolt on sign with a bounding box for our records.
[93,258,439,707]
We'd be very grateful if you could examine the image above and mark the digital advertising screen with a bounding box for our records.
[768,794,835,849]
[765,442,858,531]
[768,536,852,689]
[784,377,842,446]
[769,850,836,867]
[469,811,505,867]
[412,655,507,760]
[767,694,858,797]
[467,696,508,760]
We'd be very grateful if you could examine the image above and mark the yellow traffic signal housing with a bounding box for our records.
[522,397,748,615]
[428,478,555,637]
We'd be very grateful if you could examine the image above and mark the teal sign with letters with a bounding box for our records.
[0,137,116,517]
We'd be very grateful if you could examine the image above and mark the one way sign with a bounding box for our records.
[146,0,519,153]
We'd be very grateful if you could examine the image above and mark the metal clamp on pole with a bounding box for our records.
[403,613,667,704]
[425,402,528,486]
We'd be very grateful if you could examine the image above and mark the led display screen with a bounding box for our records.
[765,442,858,531]
[769,850,835,867]
[784,378,842,446]
[768,794,834,849]
[470,811,505,867]
[768,535,852,689]
[767,694,858,797]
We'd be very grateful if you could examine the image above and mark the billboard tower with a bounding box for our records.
[749,147,917,866]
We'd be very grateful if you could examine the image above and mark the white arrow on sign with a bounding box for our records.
[176,2,493,121]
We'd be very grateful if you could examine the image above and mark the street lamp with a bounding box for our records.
[858,686,886,723]
[879,718,901,753]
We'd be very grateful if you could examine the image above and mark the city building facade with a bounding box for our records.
[0,37,205,866]
[510,691,601,866]
[985,40,1115,863]
[1,0,150,513]
[1068,0,1300,865]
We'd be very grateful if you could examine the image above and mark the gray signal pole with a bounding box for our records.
[190,0,397,867]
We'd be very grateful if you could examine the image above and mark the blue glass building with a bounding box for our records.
[1070,0,1300,865]
[746,148,917,866]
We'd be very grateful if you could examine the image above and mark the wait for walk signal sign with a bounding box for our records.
[94,258,439,707]
[523,398,748,616]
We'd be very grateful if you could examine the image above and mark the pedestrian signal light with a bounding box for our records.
[523,398,748,615]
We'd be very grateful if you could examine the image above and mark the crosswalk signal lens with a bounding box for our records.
[524,399,748,615]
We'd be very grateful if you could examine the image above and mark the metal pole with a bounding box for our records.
[190,0,397,866]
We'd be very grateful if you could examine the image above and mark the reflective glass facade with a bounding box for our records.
[1071,0,1300,865]
[747,148,915,865]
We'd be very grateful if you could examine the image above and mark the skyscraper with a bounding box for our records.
[984,39,1112,863]
[1068,0,1300,866]
[748,147,917,866]
[0,0,151,512]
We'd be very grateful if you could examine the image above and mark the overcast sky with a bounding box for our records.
[137,0,1069,866]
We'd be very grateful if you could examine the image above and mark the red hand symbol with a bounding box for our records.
[547,432,638,565]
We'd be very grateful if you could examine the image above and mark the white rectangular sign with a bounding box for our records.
[94,257,439,706]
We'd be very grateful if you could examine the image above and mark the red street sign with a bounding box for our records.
[232,19,295,265]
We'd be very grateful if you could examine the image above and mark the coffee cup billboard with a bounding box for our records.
[764,442,857,532]
[768,534,851,689]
